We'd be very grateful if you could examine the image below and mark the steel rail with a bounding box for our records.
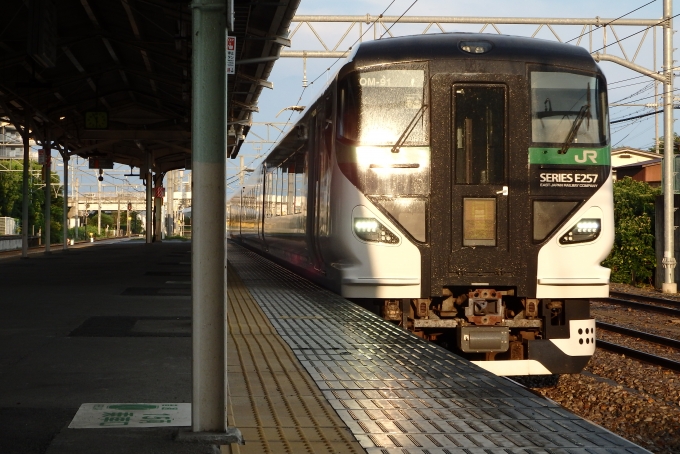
[595,297,680,317]
[596,321,680,349]
[609,291,680,308]
[596,340,680,372]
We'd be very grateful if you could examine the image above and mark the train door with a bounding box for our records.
[430,75,525,293]
[450,83,512,276]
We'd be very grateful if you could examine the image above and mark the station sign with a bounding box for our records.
[227,36,236,75]
[38,149,51,166]
[89,157,114,169]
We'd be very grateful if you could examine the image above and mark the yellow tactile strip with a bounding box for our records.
[223,263,365,454]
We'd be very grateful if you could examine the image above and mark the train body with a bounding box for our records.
[228,33,613,376]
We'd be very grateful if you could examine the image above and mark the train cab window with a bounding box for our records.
[531,71,608,146]
[454,85,506,185]
[338,64,428,146]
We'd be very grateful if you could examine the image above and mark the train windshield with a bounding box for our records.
[531,71,608,146]
[338,64,428,146]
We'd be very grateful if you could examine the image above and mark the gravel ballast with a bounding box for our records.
[524,283,680,453]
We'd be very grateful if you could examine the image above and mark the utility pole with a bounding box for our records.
[97,171,101,236]
[662,0,676,293]
[239,156,245,187]
[74,177,79,240]
[116,193,121,237]
[62,150,69,249]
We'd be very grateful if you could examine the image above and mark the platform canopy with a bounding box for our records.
[0,0,299,172]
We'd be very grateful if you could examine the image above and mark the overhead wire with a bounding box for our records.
[591,12,680,54]
[379,0,420,39]
[565,0,657,44]
[242,0,405,176]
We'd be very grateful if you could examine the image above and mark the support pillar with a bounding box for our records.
[62,151,69,249]
[154,173,163,242]
[146,153,153,244]
[21,108,30,258]
[662,0,676,293]
[44,126,51,254]
[184,0,241,444]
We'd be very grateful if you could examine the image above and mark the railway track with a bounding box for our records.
[607,291,680,311]
[595,295,680,317]
[596,320,680,372]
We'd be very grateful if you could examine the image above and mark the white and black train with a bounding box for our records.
[228,33,613,376]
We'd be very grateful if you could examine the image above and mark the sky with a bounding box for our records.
[228,0,679,196]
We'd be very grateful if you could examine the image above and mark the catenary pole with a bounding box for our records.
[62,151,68,250]
[662,0,676,293]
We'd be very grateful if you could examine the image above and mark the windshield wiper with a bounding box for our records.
[558,82,591,155]
[557,104,590,154]
[391,104,428,153]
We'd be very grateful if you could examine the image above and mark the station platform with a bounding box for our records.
[0,239,649,453]
[225,243,648,454]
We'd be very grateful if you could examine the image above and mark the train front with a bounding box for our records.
[328,35,613,375]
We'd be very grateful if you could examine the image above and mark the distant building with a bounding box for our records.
[0,122,38,160]
[611,147,661,187]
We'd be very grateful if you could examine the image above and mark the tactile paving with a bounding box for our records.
[227,242,649,453]
[225,261,364,454]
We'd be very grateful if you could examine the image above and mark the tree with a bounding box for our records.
[647,132,680,154]
[603,177,660,285]
[0,160,62,241]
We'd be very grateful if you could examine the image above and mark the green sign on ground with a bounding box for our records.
[69,403,191,428]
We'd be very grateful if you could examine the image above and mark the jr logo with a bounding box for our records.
[574,150,598,164]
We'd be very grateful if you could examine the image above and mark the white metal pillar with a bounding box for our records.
[62,151,69,249]
[187,0,241,443]
[97,172,101,236]
[662,0,676,293]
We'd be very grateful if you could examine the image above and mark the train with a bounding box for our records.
[228,33,614,376]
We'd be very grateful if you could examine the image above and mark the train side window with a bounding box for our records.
[281,165,288,216]
[275,166,282,216]
[287,161,295,215]
[265,170,273,217]
[454,85,506,185]
[294,154,305,214]
[271,168,278,216]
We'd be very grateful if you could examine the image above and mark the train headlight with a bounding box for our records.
[459,41,493,54]
[353,217,399,244]
[559,218,601,245]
